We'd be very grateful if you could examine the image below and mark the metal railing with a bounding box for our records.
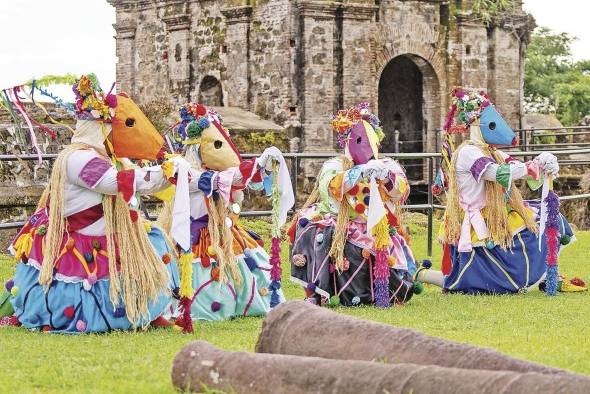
[517,126,590,151]
[3,148,590,256]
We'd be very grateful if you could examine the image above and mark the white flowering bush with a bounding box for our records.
[524,95,556,114]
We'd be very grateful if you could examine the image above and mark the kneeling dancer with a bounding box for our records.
[422,88,585,294]
[289,103,417,307]
[6,75,176,332]
[161,103,293,332]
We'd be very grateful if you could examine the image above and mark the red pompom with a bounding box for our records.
[354,203,365,214]
[347,185,359,196]
[571,277,586,287]
[196,104,207,116]
[63,306,75,319]
[162,253,172,264]
[201,255,211,268]
[105,94,118,108]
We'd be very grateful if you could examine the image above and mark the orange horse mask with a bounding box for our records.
[110,94,164,161]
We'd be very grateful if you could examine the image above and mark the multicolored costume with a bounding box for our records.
[160,103,293,332]
[431,88,585,294]
[2,75,176,332]
[289,103,417,307]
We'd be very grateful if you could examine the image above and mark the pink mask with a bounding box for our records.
[346,121,379,165]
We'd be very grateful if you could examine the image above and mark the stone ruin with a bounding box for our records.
[108,0,533,180]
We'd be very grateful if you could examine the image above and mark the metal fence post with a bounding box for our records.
[427,157,433,257]
[522,129,530,161]
[290,154,298,210]
[394,130,400,154]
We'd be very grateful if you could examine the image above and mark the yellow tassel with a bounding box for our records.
[373,216,391,250]
[13,232,34,261]
[161,160,175,179]
[179,252,194,298]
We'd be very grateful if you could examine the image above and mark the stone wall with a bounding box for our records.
[109,0,533,175]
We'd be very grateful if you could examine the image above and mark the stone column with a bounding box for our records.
[297,0,339,154]
[455,14,489,90]
[487,14,532,128]
[221,5,252,108]
[163,13,191,104]
[341,3,378,109]
[113,19,137,96]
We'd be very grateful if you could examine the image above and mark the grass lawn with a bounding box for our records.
[0,216,589,393]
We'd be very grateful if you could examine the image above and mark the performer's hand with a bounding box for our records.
[535,152,559,178]
[258,146,282,170]
[525,160,541,180]
[380,157,403,175]
[163,155,192,184]
[363,159,388,180]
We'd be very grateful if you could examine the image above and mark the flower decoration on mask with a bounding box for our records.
[444,88,492,134]
[72,74,118,121]
[174,103,221,146]
[331,102,384,148]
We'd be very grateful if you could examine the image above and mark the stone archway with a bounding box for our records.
[199,76,224,106]
[377,54,441,180]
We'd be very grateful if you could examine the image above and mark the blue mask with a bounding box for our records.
[478,106,517,147]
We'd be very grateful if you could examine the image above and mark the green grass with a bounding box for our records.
[0,217,589,393]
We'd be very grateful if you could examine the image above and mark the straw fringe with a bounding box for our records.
[443,141,538,249]
[328,156,353,271]
[39,144,169,326]
[207,197,241,287]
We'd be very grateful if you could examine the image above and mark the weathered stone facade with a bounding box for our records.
[109,0,532,159]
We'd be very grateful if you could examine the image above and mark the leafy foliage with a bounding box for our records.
[525,28,590,125]
[471,0,515,26]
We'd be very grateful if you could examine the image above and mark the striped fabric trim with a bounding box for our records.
[470,157,495,182]
[448,250,476,290]
[495,164,512,189]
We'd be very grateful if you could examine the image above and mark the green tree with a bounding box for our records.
[525,27,590,125]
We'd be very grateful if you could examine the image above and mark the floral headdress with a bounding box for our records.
[443,88,492,134]
[330,102,384,148]
[174,102,221,145]
[72,74,117,121]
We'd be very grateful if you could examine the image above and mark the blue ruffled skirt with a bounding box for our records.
[10,227,174,333]
[444,214,573,294]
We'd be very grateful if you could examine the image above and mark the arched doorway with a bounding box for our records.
[378,54,441,181]
[199,76,224,106]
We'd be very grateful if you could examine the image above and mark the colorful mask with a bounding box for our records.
[111,94,164,160]
[332,103,384,165]
[476,105,517,147]
[443,88,518,147]
[72,74,164,160]
[174,103,242,171]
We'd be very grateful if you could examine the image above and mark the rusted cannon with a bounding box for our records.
[171,340,590,393]
[255,301,569,375]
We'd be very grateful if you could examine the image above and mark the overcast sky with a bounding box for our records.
[0,0,588,100]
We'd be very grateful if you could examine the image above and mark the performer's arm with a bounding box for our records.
[68,150,176,197]
[323,159,364,201]
[379,158,410,203]
[462,146,528,188]
[133,164,171,194]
